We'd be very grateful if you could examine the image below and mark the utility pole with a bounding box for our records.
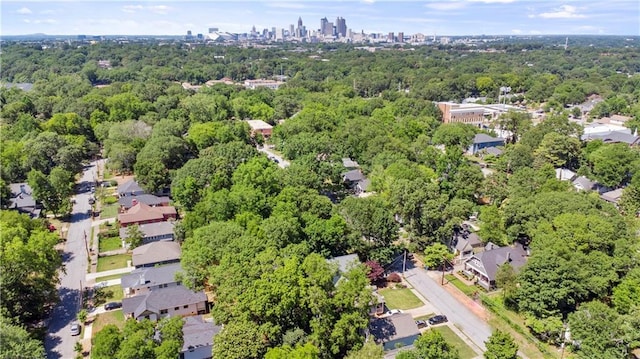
[402,249,407,274]
[84,230,90,258]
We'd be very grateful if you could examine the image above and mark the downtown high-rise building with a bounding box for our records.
[336,17,347,37]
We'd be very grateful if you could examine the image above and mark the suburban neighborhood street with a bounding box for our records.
[45,160,101,359]
[257,144,290,168]
[404,267,492,352]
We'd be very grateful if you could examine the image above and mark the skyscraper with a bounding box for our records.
[336,17,347,37]
[320,17,328,34]
[298,17,303,28]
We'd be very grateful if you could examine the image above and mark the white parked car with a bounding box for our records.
[385,309,402,316]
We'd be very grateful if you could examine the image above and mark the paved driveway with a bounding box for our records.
[45,160,102,359]
[257,145,290,168]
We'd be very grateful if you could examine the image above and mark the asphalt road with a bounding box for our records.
[45,160,101,359]
[257,145,290,168]
[404,266,492,352]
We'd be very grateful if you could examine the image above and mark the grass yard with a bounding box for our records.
[413,313,436,321]
[93,284,124,305]
[99,236,121,252]
[379,287,424,310]
[432,326,478,359]
[95,273,123,283]
[91,310,125,338]
[445,274,478,297]
[96,254,130,272]
[100,203,119,219]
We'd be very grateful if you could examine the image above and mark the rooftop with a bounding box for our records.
[131,241,181,267]
[122,286,207,319]
[121,262,183,290]
[182,316,222,353]
[246,119,273,130]
[369,313,420,346]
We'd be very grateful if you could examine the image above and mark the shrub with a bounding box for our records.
[387,272,402,283]
[103,196,117,205]
[109,180,118,187]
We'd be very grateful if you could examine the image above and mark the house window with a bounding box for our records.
[174,307,179,310]
[183,305,188,308]
[160,309,168,314]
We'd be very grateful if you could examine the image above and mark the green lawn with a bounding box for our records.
[96,254,130,272]
[379,287,423,310]
[93,284,123,306]
[95,273,123,283]
[99,236,121,252]
[91,310,125,338]
[445,274,478,297]
[432,326,478,359]
[100,203,119,219]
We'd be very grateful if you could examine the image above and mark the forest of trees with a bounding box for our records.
[1,39,639,358]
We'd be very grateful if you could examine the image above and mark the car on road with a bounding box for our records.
[415,320,428,329]
[385,309,402,316]
[104,302,122,311]
[88,197,95,205]
[428,315,448,325]
[90,186,96,193]
[70,323,81,336]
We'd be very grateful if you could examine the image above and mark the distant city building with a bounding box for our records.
[244,79,284,90]
[388,32,394,42]
[397,32,404,43]
[208,27,219,33]
[336,17,347,37]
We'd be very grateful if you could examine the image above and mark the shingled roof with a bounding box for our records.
[131,241,181,268]
[122,286,207,319]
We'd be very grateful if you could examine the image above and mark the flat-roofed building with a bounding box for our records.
[247,120,273,138]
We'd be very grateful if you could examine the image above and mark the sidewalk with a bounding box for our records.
[86,266,133,281]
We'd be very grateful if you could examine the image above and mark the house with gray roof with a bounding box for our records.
[600,188,624,205]
[464,243,528,290]
[468,134,505,155]
[582,131,639,146]
[118,194,170,210]
[181,316,222,359]
[132,241,181,268]
[450,229,484,264]
[121,263,183,297]
[572,176,597,192]
[555,168,577,182]
[342,157,360,169]
[117,179,145,197]
[8,183,42,218]
[369,313,420,351]
[120,221,175,245]
[122,285,208,322]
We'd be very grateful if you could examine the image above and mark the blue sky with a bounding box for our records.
[2,1,639,36]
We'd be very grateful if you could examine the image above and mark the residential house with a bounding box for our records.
[329,254,361,285]
[180,316,222,359]
[555,168,577,182]
[118,201,177,227]
[582,131,639,146]
[119,221,175,245]
[342,157,360,169]
[369,313,421,351]
[572,176,597,192]
[246,120,273,138]
[463,243,528,290]
[468,134,505,155]
[600,188,624,205]
[122,285,208,321]
[450,229,484,264]
[8,183,42,218]
[121,262,183,297]
[343,169,371,195]
[117,179,145,197]
[478,146,503,158]
[118,194,170,210]
[132,241,181,268]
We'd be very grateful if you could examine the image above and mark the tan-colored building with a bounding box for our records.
[437,102,486,126]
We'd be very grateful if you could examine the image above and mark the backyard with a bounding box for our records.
[432,326,478,359]
[100,203,119,219]
[96,253,131,272]
[379,287,423,310]
[93,284,123,306]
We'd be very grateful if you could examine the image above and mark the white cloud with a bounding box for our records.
[122,5,143,13]
[23,18,57,24]
[467,0,516,3]
[538,5,586,19]
[530,30,542,34]
[148,5,171,14]
[425,2,467,11]
[511,29,522,34]
[361,0,376,4]
[17,7,32,15]
[40,10,56,15]
[267,2,308,9]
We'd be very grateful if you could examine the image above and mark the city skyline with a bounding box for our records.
[1,0,639,37]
